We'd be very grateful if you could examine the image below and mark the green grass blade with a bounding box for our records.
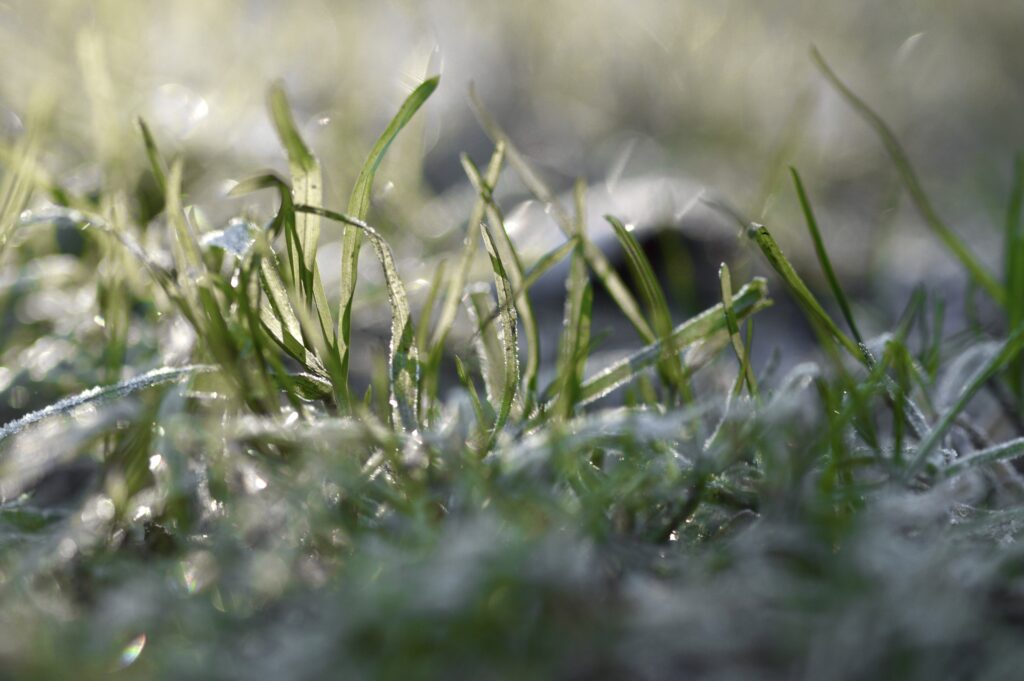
[570,278,771,407]
[469,85,655,343]
[297,205,420,432]
[338,76,440,399]
[454,355,494,432]
[790,166,864,345]
[811,47,1004,308]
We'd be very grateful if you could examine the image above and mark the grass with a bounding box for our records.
[1,49,1024,681]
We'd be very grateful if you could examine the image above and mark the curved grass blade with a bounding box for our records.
[570,278,771,407]
[469,84,655,343]
[298,205,420,432]
[811,47,1004,308]
[905,325,1024,478]
[0,365,216,443]
[338,76,440,400]
[790,166,864,345]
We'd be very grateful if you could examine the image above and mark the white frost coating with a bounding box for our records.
[0,365,215,444]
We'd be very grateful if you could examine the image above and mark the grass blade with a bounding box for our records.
[338,76,440,401]
[790,166,864,345]
[811,47,1004,308]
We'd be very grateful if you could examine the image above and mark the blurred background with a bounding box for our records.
[1,0,1022,362]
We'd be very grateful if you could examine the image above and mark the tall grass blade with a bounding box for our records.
[811,47,1004,307]
[466,287,505,411]
[790,166,864,345]
[338,76,440,400]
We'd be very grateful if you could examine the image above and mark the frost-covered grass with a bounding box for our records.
[1,43,1024,681]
